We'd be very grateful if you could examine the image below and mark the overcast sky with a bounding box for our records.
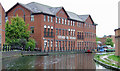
[0,0,119,37]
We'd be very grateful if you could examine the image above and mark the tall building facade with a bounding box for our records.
[0,3,5,50]
[6,2,97,52]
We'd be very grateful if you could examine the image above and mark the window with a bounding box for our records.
[30,27,34,34]
[51,29,53,37]
[62,18,64,24]
[73,31,75,36]
[51,40,53,47]
[59,18,61,24]
[71,21,72,26]
[68,20,70,26]
[71,41,72,47]
[56,29,58,35]
[44,28,47,37]
[62,41,64,47]
[77,22,79,27]
[69,41,70,47]
[65,19,67,25]
[0,14,1,25]
[65,41,67,47]
[48,28,50,36]
[44,15,46,21]
[73,21,75,26]
[51,16,53,22]
[62,30,64,36]
[59,29,61,35]
[59,41,61,48]
[56,41,58,47]
[69,31,70,36]
[56,17,58,23]
[48,40,50,47]
[65,30,67,35]
[71,31,72,36]
[48,16,50,22]
[31,15,34,21]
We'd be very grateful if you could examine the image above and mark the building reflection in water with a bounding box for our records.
[34,53,96,69]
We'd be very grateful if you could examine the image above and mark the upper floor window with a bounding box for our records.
[65,19,67,25]
[71,21,72,26]
[0,14,1,25]
[56,17,58,23]
[62,18,64,24]
[51,17,53,22]
[59,18,61,24]
[30,26,34,34]
[31,15,34,22]
[48,16,50,22]
[68,20,70,26]
[44,15,46,21]
[59,29,61,35]
[73,21,75,26]
[56,29,58,35]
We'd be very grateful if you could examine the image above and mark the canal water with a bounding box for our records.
[2,53,111,70]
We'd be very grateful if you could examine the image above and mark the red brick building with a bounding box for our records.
[0,3,5,50]
[6,2,97,52]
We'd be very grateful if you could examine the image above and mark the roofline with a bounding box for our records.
[61,7,69,18]
[0,3,5,13]
[6,2,32,15]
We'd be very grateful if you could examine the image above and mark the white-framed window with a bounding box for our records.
[73,21,75,26]
[68,20,70,26]
[73,31,75,36]
[71,31,72,36]
[51,16,53,22]
[48,16,50,22]
[62,18,64,24]
[65,19,67,25]
[59,18,61,24]
[71,21,72,26]
[56,17,58,23]
[44,15,46,21]
[56,41,58,47]
[48,40,50,47]
[51,40,53,47]
[31,15,34,21]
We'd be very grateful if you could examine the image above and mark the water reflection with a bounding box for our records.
[2,53,108,69]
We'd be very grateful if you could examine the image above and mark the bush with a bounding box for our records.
[26,38,36,51]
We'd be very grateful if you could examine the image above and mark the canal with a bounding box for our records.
[2,53,111,70]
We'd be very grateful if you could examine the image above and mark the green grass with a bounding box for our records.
[108,55,120,63]
[94,54,120,68]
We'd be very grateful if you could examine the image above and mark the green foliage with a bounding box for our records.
[96,36,100,41]
[26,38,36,51]
[105,38,114,47]
[5,16,35,50]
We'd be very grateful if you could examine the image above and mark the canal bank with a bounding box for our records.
[94,53,120,70]
[2,51,86,59]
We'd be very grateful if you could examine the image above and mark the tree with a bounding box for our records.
[26,38,36,51]
[5,16,30,48]
[105,38,114,47]
[96,36,100,42]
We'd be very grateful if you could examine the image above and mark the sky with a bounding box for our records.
[0,0,119,37]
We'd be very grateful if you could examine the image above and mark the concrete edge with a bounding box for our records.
[93,58,120,70]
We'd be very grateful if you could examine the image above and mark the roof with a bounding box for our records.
[67,11,83,22]
[6,2,97,22]
[78,15,89,22]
